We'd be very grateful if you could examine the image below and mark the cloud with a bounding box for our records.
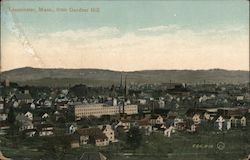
[138,25,180,32]
[39,27,120,41]
[1,25,249,71]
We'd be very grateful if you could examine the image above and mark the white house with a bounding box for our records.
[13,101,19,108]
[0,113,7,121]
[69,124,77,134]
[30,103,36,110]
[226,121,231,130]
[164,126,174,137]
[37,124,54,136]
[25,112,33,121]
[241,116,247,127]
[44,100,52,108]
[102,125,115,143]
[216,116,225,131]
[115,120,131,132]
[0,102,4,111]
[236,96,244,101]
[42,113,49,119]
[191,124,196,132]
[203,112,211,120]
[158,100,165,108]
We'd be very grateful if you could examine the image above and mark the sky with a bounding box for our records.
[1,0,249,71]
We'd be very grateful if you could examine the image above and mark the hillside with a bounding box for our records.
[0,67,249,86]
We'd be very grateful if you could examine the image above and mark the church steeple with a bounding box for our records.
[122,75,128,114]
[124,75,128,98]
[119,73,123,89]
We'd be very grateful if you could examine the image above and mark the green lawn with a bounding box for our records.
[1,127,249,160]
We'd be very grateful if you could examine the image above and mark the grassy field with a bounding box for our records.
[1,126,249,160]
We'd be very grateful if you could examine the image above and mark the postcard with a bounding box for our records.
[0,0,249,160]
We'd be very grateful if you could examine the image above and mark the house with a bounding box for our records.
[25,112,33,121]
[68,124,78,134]
[42,113,49,119]
[0,121,10,135]
[173,117,183,128]
[203,112,211,120]
[16,114,31,123]
[75,129,89,145]
[192,114,201,125]
[217,108,248,117]
[44,100,52,108]
[36,124,54,136]
[56,101,69,110]
[101,125,115,143]
[67,135,80,148]
[215,116,225,131]
[13,93,33,104]
[19,121,34,131]
[187,123,197,133]
[158,99,165,108]
[23,129,37,137]
[0,101,4,111]
[0,113,8,121]
[240,116,247,126]
[30,103,36,110]
[236,95,244,101]
[190,124,196,132]
[79,152,107,160]
[13,101,19,108]
[76,128,109,146]
[16,114,34,131]
[138,99,147,105]
[175,121,187,131]
[224,115,247,128]
[93,133,109,147]
[164,126,174,137]
[70,139,80,148]
[185,108,206,124]
[150,115,164,125]
[153,124,166,132]
[137,118,152,136]
[115,120,131,132]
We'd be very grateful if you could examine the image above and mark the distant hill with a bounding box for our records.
[0,67,249,87]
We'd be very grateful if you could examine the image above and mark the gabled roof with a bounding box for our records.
[79,152,107,160]
[77,128,107,140]
[137,118,150,126]
[16,114,32,122]
[14,93,32,100]
[151,114,162,119]
[154,108,170,116]
[185,108,206,117]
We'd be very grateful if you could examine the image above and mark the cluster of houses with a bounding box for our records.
[63,105,249,148]
[16,112,53,137]
[0,81,249,149]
